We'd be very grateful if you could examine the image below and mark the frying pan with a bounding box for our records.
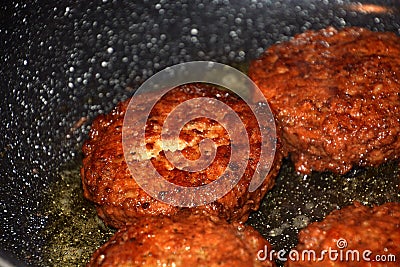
[1,0,400,266]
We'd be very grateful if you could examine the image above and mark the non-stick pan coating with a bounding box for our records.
[1,1,399,266]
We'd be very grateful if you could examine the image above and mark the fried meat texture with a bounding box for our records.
[249,27,400,174]
[81,83,282,228]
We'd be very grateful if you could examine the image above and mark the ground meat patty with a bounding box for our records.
[249,27,400,174]
[285,202,400,267]
[87,215,276,267]
[81,83,282,228]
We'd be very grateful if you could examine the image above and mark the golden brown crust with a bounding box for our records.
[285,202,400,267]
[249,27,400,174]
[87,215,276,267]
[81,83,282,228]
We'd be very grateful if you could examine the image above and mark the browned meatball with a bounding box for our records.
[285,202,400,267]
[87,215,276,267]
[81,83,282,228]
[249,27,400,174]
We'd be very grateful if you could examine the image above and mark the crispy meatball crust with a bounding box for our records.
[285,202,400,267]
[87,215,275,267]
[81,83,282,228]
[249,27,400,174]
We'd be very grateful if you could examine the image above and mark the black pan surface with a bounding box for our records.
[1,0,400,266]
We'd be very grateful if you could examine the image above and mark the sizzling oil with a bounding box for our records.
[41,161,115,266]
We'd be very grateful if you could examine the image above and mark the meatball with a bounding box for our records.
[249,27,400,174]
[285,202,400,266]
[87,215,276,267]
[81,83,282,228]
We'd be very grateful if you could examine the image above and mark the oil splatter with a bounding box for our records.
[42,161,115,266]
